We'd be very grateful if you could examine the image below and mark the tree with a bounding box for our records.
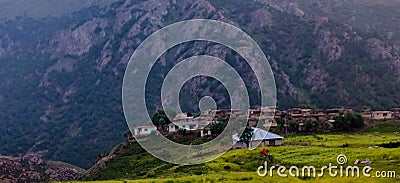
[334,112,364,131]
[275,118,285,131]
[210,119,227,136]
[152,110,173,131]
[304,119,319,132]
[177,128,187,136]
[334,115,350,131]
[347,112,364,129]
[240,126,254,148]
[288,121,299,133]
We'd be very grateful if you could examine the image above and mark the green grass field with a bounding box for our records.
[62,172,398,183]
[62,126,400,183]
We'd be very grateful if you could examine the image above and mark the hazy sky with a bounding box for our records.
[0,0,114,19]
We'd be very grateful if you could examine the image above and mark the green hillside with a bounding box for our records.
[83,123,400,182]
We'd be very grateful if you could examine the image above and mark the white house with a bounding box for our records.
[371,111,393,120]
[134,126,157,136]
[168,120,209,132]
[173,112,194,122]
[168,121,198,132]
[232,127,283,149]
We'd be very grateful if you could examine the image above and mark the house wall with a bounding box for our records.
[234,139,283,149]
[250,140,263,148]
[169,123,199,132]
[234,141,245,149]
[274,139,283,146]
[362,112,372,119]
[134,127,157,136]
[371,112,393,120]
[169,125,177,132]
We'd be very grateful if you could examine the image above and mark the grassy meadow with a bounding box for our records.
[61,124,400,183]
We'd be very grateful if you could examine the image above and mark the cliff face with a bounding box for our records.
[1,0,400,169]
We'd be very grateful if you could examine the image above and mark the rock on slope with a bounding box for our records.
[0,152,84,182]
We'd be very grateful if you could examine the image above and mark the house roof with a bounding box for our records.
[232,127,283,142]
[135,125,157,129]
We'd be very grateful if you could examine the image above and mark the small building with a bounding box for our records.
[326,119,336,129]
[361,109,372,119]
[168,119,210,132]
[232,127,284,149]
[312,109,327,122]
[286,108,313,122]
[371,111,393,120]
[168,121,197,132]
[173,112,194,123]
[391,108,400,119]
[134,126,157,136]
[327,108,353,119]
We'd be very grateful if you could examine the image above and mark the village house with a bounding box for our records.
[200,109,249,123]
[261,119,279,129]
[284,108,314,131]
[231,109,246,118]
[213,109,231,120]
[361,109,373,119]
[326,119,336,129]
[248,108,261,120]
[362,109,396,120]
[168,121,198,132]
[173,112,194,123]
[201,109,231,121]
[311,109,327,122]
[371,111,393,120]
[133,125,157,136]
[286,108,313,121]
[168,115,210,133]
[232,127,283,149]
[327,108,353,119]
[391,108,400,119]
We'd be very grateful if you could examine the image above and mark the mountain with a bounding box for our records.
[1,0,400,168]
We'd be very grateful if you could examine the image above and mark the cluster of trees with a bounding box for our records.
[151,110,171,131]
[333,112,365,131]
[210,119,227,135]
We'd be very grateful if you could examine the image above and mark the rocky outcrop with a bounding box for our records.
[366,38,392,60]
[393,41,400,53]
[0,40,4,57]
[317,30,343,61]
[305,64,329,93]
[284,2,305,16]
[50,18,108,56]
[256,0,304,16]
[0,152,84,183]
[251,8,273,28]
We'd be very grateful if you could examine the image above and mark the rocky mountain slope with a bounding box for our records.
[0,0,400,168]
[0,152,84,182]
